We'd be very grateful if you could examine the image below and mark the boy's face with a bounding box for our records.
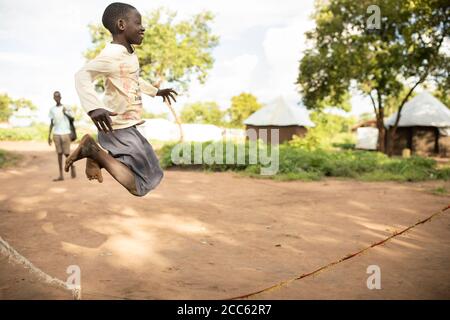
[53,92,61,104]
[121,9,145,45]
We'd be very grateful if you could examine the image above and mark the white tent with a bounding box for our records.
[181,123,224,142]
[355,127,378,150]
[137,118,230,142]
[385,92,450,128]
[137,118,178,141]
[8,107,37,127]
[244,96,315,127]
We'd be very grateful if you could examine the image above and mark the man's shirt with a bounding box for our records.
[49,105,72,135]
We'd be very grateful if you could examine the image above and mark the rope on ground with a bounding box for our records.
[0,236,81,300]
[227,203,450,300]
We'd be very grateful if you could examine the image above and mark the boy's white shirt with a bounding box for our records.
[75,43,158,130]
[49,104,72,135]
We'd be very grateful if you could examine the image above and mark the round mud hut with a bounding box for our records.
[244,97,315,144]
[384,92,450,157]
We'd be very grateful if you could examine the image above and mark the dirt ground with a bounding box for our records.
[0,141,449,300]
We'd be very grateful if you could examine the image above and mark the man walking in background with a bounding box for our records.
[48,91,76,181]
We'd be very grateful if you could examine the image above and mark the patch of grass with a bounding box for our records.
[431,186,448,196]
[244,167,323,181]
[0,149,21,168]
[331,132,356,150]
[0,124,96,142]
[359,171,408,182]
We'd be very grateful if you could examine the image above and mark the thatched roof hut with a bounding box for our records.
[384,92,450,156]
[244,97,315,144]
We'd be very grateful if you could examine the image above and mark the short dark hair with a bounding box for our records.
[102,2,136,34]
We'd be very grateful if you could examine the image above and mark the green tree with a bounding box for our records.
[432,88,450,108]
[180,101,224,125]
[383,88,416,117]
[0,93,37,122]
[0,93,12,122]
[228,93,262,128]
[297,0,449,154]
[11,98,37,111]
[290,111,356,150]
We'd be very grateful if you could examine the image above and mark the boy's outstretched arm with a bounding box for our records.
[138,77,177,105]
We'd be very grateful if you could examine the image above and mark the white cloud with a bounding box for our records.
[0,48,85,122]
[176,54,259,109]
[143,53,260,119]
[351,95,376,116]
[261,18,315,102]
[0,52,54,67]
[206,0,315,40]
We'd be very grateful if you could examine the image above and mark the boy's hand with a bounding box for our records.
[48,136,52,146]
[156,88,178,105]
[88,108,118,133]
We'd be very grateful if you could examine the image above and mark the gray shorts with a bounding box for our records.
[98,126,164,196]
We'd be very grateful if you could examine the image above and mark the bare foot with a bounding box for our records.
[65,134,100,172]
[53,176,64,182]
[85,158,103,183]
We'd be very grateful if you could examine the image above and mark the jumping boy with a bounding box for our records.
[66,2,177,196]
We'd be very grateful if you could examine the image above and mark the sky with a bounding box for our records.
[0,0,374,123]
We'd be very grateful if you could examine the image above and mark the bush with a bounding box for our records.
[158,140,261,172]
[0,124,48,141]
[157,139,449,182]
[436,167,450,180]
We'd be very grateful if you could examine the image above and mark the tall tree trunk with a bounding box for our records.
[369,90,386,153]
[166,101,184,142]
[377,107,386,153]
[386,125,396,157]
[386,79,424,156]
